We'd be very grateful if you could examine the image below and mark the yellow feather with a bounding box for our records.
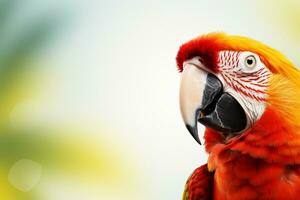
[199,32,300,88]
[267,74,300,126]
[200,33,300,125]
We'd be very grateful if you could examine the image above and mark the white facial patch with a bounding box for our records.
[217,51,272,129]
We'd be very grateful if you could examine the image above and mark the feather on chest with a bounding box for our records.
[205,107,300,200]
[211,150,300,200]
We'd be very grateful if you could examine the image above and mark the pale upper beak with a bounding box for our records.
[179,57,247,144]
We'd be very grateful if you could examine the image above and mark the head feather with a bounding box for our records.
[176,32,300,88]
[177,32,300,125]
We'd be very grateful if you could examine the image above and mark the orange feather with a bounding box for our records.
[179,33,300,200]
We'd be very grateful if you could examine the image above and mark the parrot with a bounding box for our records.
[176,32,300,200]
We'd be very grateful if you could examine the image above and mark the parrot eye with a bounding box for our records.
[244,55,256,68]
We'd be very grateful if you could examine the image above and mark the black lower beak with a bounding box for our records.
[180,66,247,144]
[198,92,247,133]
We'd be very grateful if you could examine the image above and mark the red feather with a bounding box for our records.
[203,106,300,200]
[183,164,214,200]
[178,33,300,199]
[176,34,221,73]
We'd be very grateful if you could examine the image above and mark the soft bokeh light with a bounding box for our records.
[0,0,299,199]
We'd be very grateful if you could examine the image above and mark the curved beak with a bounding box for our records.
[179,58,247,144]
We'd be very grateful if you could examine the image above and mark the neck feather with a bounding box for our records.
[205,106,300,171]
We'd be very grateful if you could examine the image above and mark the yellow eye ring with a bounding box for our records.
[244,55,256,68]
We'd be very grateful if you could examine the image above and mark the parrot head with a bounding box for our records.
[176,32,300,145]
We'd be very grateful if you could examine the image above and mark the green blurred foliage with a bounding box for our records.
[0,0,62,199]
[0,0,62,128]
[0,1,135,199]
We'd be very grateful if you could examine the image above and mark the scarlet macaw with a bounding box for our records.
[177,33,300,200]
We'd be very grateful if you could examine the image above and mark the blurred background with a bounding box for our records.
[0,0,299,199]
